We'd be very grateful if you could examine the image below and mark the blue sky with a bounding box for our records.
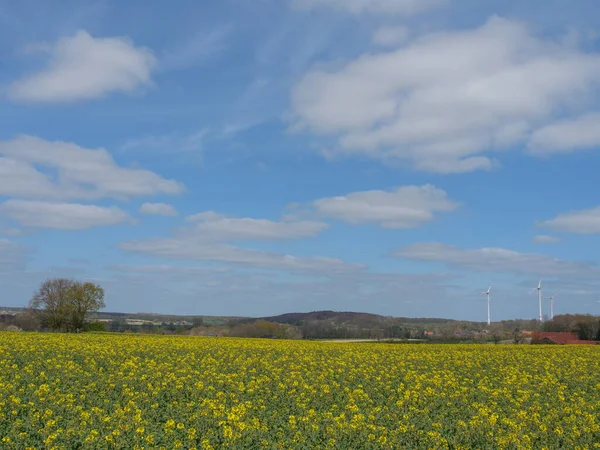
[2,0,600,321]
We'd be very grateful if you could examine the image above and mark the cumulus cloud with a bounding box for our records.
[291,0,445,15]
[538,206,600,234]
[9,30,156,103]
[0,135,184,201]
[107,264,229,275]
[290,16,600,173]
[290,184,458,228]
[395,242,599,277]
[120,211,357,273]
[121,239,361,273]
[0,200,134,230]
[139,203,178,217]
[532,235,561,244]
[0,157,60,199]
[184,211,328,241]
[528,112,600,154]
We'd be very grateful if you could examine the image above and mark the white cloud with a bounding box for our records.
[0,135,184,201]
[538,206,600,234]
[395,242,598,277]
[139,203,178,217]
[0,156,60,199]
[121,240,362,273]
[532,234,561,244]
[372,26,410,46]
[120,211,355,273]
[107,264,228,275]
[0,200,134,230]
[528,112,600,154]
[292,0,445,15]
[291,184,458,228]
[184,211,328,241]
[9,30,156,103]
[290,17,600,173]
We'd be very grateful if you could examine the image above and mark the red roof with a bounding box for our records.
[532,332,598,345]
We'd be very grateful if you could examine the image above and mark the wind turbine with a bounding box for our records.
[531,277,543,322]
[547,292,558,320]
[480,284,492,326]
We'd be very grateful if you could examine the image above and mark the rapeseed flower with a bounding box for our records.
[0,332,598,448]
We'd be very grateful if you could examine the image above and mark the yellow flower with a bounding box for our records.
[0,329,599,449]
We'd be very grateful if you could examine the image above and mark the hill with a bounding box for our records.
[238,310,469,340]
[260,310,460,326]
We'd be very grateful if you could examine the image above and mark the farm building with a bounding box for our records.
[531,332,598,345]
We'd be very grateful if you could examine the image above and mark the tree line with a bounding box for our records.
[3,279,599,341]
[541,314,600,341]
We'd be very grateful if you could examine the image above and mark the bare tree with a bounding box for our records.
[513,331,526,344]
[29,278,105,332]
[30,278,74,331]
[489,324,504,344]
[15,311,41,331]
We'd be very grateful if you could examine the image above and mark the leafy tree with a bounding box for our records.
[29,278,105,332]
[575,320,599,341]
[68,282,105,332]
[541,320,569,332]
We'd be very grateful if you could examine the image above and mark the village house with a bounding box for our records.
[531,332,598,345]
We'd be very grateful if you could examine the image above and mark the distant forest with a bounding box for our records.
[2,307,599,342]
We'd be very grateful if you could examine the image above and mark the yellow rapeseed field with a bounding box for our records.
[0,333,599,449]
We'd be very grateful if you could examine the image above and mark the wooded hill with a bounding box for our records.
[238,310,470,339]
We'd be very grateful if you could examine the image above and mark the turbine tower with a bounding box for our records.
[535,277,543,322]
[480,284,492,326]
[547,292,558,320]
